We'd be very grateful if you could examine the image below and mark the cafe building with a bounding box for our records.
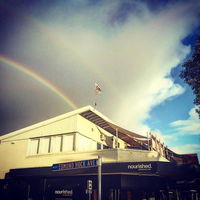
[0,106,199,200]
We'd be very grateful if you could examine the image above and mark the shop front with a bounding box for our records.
[1,161,200,200]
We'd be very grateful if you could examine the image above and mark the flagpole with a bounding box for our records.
[94,90,97,109]
[116,128,118,149]
[94,83,102,109]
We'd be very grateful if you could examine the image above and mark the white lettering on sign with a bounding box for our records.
[128,163,152,170]
[54,189,73,196]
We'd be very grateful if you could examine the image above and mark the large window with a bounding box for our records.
[27,133,75,156]
[27,133,102,156]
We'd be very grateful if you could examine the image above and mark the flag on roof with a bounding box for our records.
[95,83,102,94]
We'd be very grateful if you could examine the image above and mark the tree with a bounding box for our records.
[180,36,200,118]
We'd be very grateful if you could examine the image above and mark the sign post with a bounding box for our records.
[98,156,102,200]
[87,180,92,200]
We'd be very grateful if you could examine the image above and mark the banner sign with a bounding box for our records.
[102,162,158,174]
[121,162,157,173]
[127,163,155,172]
[52,159,98,171]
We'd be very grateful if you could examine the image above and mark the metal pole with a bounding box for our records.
[94,92,97,109]
[147,132,149,150]
[116,128,118,148]
[94,83,97,109]
[98,156,102,200]
[89,192,91,200]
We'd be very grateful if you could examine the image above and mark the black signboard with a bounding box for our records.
[126,162,156,172]
[103,162,157,174]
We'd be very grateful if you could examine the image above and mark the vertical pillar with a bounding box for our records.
[98,156,102,200]
[116,128,118,148]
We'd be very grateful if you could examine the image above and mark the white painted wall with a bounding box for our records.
[76,115,126,148]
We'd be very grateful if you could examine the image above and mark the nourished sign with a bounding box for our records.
[128,163,152,170]
[52,159,98,171]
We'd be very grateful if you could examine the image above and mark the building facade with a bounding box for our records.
[0,106,199,200]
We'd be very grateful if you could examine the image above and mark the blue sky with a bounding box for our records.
[145,30,200,156]
[0,0,200,158]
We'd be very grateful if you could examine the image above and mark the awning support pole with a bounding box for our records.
[116,128,118,148]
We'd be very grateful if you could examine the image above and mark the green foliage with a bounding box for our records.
[180,36,200,118]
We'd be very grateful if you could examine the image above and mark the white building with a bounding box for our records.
[0,105,168,179]
[0,106,199,200]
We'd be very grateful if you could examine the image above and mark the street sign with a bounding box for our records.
[52,159,98,171]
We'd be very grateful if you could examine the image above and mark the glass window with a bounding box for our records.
[62,134,74,152]
[28,139,39,155]
[50,135,62,153]
[39,137,50,154]
[27,133,75,155]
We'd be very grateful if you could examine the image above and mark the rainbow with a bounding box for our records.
[0,5,119,97]
[0,55,77,109]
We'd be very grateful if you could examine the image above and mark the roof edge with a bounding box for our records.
[0,105,94,140]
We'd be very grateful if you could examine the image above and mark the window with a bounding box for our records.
[62,134,74,152]
[39,137,50,154]
[50,135,62,153]
[28,132,101,155]
[28,133,76,156]
[28,139,39,155]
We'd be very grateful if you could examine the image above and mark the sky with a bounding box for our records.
[0,0,200,158]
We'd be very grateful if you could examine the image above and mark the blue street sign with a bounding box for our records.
[52,159,98,171]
